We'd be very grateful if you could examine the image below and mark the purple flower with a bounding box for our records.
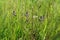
[38,15,45,22]
[25,11,29,23]
[13,11,16,16]
[25,11,29,17]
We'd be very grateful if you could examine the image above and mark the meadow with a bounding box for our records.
[0,0,60,40]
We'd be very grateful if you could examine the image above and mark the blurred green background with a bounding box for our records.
[0,0,60,40]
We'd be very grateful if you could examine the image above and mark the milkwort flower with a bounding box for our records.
[38,15,45,22]
[25,11,29,23]
[25,11,29,17]
[13,10,16,16]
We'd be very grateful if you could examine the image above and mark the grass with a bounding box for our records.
[0,0,60,40]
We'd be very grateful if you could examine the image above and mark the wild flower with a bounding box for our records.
[25,11,29,17]
[33,15,38,18]
[38,15,45,22]
[13,10,16,16]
